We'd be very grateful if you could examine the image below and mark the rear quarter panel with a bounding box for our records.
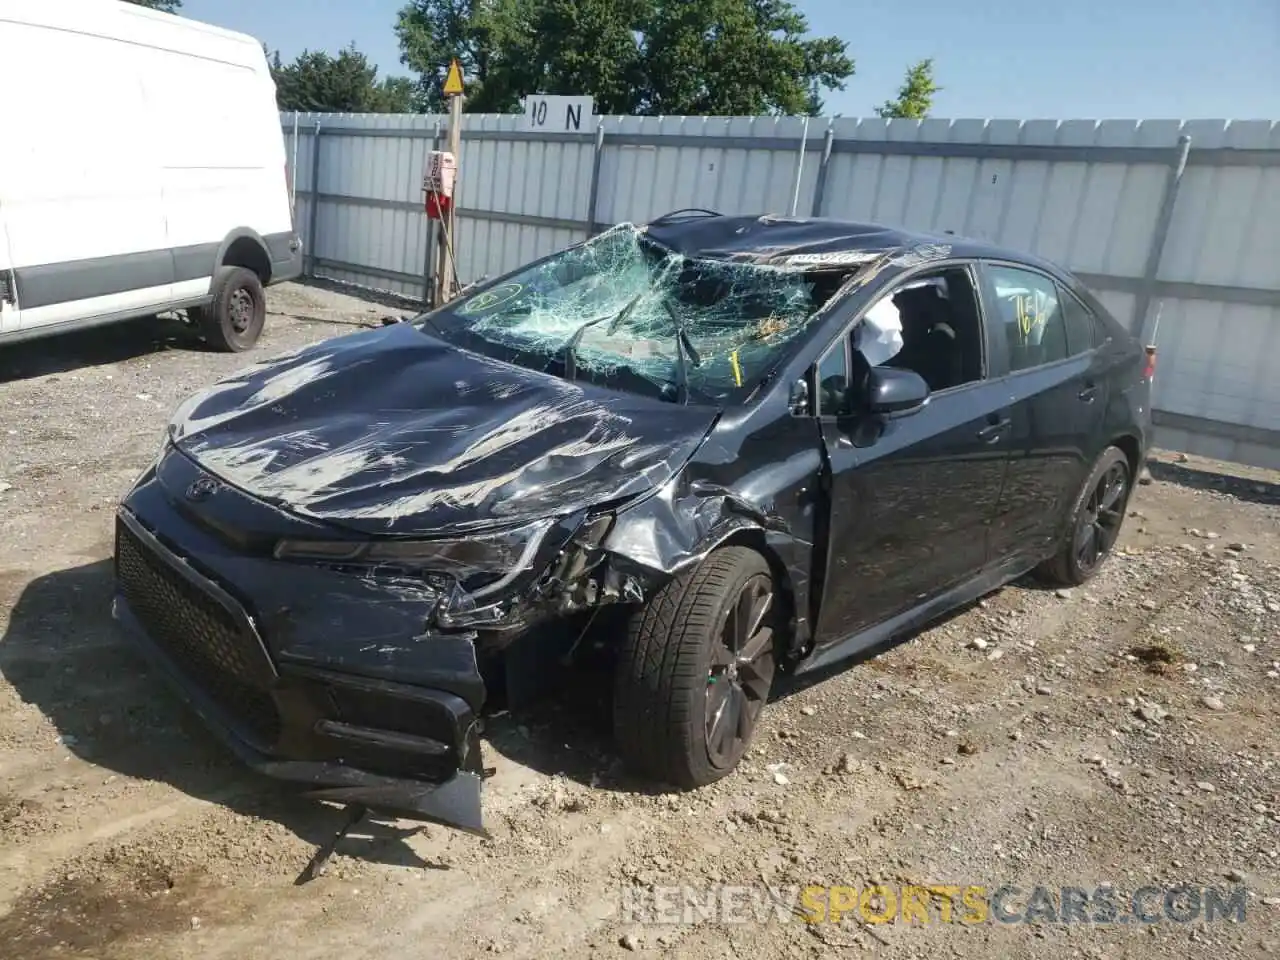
[1102,338,1153,462]
[1073,280,1153,465]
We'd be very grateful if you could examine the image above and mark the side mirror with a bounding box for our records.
[788,378,810,416]
[859,366,930,415]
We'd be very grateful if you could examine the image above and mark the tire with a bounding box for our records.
[613,546,779,788]
[1035,445,1132,587]
[192,266,266,352]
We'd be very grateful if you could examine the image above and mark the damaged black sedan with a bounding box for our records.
[113,211,1153,833]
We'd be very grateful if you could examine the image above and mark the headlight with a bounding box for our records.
[273,519,556,596]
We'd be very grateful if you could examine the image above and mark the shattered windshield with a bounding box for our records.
[419,225,842,403]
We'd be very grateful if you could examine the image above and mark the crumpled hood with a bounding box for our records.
[170,323,717,534]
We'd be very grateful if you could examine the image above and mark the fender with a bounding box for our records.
[602,481,811,658]
[213,227,273,280]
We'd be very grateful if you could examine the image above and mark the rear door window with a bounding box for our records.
[1060,289,1098,356]
[986,265,1069,372]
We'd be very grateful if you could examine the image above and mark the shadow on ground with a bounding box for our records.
[0,560,454,875]
[269,277,429,333]
[1,553,963,842]
[0,316,201,385]
[1147,459,1280,507]
[296,276,426,314]
[2,489,1028,872]
[478,599,976,797]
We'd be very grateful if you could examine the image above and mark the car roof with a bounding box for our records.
[641,212,1069,280]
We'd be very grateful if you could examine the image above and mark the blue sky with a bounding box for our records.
[183,0,1280,119]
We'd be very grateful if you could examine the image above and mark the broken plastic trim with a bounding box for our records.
[296,769,487,836]
[433,512,635,630]
[274,519,556,595]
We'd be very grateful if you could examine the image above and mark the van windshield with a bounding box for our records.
[418,225,843,403]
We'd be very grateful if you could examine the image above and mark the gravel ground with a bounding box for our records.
[1,282,1278,959]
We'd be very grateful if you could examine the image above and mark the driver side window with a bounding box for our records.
[871,266,986,393]
[814,338,852,417]
[811,263,986,417]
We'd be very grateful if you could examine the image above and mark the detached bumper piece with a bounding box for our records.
[111,509,488,838]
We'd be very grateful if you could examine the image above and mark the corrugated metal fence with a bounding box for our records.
[280,112,1280,470]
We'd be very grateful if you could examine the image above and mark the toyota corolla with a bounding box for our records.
[112,211,1152,833]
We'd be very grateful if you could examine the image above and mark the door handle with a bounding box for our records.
[977,418,1011,443]
[1078,383,1098,403]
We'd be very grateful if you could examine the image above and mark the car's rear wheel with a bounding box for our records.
[193,266,266,352]
[613,547,778,788]
[1036,446,1132,586]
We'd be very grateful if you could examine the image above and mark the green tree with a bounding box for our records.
[270,44,417,113]
[123,0,183,11]
[370,76,420,113]
[394,0,532,113]
[875,58,940,120]
[523,0,649,114]
[640,0,853,115]
[396,0,855,116]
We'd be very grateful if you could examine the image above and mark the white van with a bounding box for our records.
[0,0,301,352]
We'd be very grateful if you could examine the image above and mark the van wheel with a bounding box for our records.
[613,547,778,788]
[194,267,266,352]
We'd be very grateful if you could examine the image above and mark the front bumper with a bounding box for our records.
[111,497,489,834]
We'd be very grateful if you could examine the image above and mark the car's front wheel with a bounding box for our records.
[1037,445,1132,586]
[613,546,778,788]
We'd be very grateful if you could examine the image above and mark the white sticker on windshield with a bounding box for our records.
[457,283,524,316]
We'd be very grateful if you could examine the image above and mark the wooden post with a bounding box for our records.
[435,91,463,306]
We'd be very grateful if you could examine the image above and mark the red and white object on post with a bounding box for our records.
[423,150,457,220]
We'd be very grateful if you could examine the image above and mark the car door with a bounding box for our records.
[979,262,1109,564]
[811,262,1012,650]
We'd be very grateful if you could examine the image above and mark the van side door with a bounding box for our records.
[0,14,171,331]
[137,46,294,297]
[0,213,18,334]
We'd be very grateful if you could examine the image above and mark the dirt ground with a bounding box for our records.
[1,282,1278,960]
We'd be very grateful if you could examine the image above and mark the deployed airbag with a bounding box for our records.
[854,296,904,366]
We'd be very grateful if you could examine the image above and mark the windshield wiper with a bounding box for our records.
[560,292,646,381]
[661,297,701,404]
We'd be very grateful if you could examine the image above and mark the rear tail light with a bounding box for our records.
[1143,345,1157,381]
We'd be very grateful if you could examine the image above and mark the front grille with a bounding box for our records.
[115,519,281,748]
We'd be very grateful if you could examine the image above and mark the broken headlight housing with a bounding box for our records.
[274,518,556,596]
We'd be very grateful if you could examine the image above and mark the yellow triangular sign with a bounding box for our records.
[442,58,465,97]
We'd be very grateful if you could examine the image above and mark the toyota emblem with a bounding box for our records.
[185,476,220,502]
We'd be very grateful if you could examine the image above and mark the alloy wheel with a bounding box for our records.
[1075,461,1129,572]
[705,574,775,768]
